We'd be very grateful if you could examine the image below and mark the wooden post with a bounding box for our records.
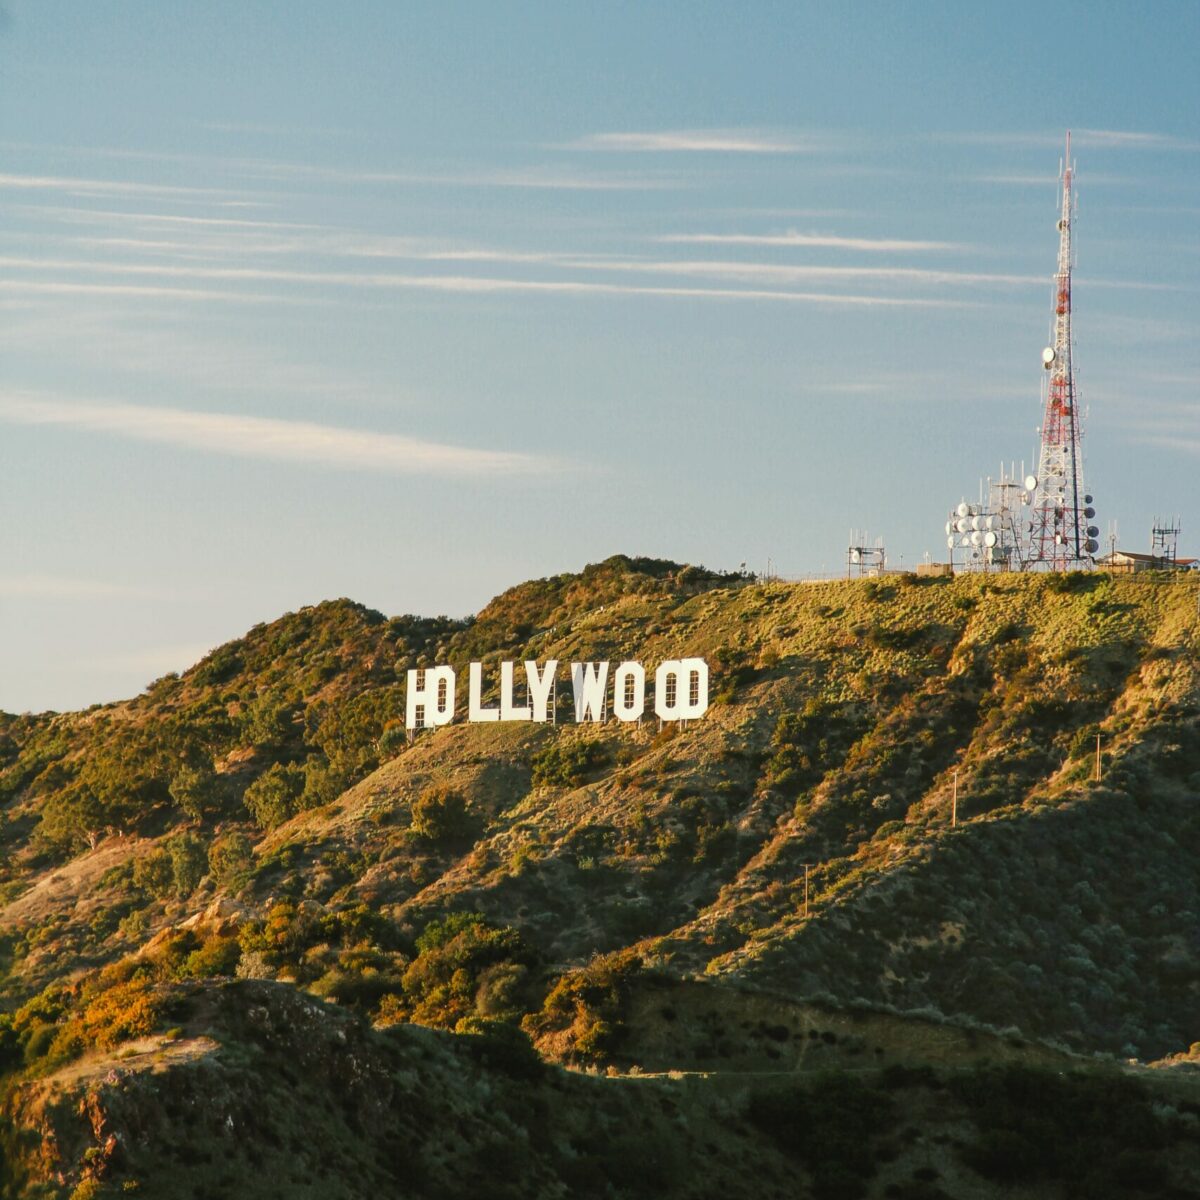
[1094,733,1102,782]
[952,769,958,828]
[804,864,810,919]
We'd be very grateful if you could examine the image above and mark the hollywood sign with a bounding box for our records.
[405,658,709,730]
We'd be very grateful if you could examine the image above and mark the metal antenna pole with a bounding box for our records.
[1027,131,1098,571]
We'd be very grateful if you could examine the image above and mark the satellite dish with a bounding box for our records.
[1021,492,1031,505]
[946,536,956,550]
[851,549,861,563]
[956,502,970,518]
[971,515,983,531]
[956,518,971,533]
[1085,538,1100,554]
[1024,475,1038,492]
[1042,347,1056,368]
[944,521,953,536]
[960,536,972,547]
[970,531,983,546]
[1086,525,1100,538]
[1084,506,1096,519]
[984,531,998,547]
[1084,494,1093,504]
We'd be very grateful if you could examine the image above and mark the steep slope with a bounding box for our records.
[1,561,1198,1080]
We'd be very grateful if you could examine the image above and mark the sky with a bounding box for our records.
[1,1,1198,713]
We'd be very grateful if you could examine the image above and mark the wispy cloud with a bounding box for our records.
[0,256,965,308]
[1,152,673,195]
[0,172,239,199]
[938,128,1199,151]
[972,172,1135,187]
[0,573,152,599]
[556,257,1042,288]
[566,129,811,154]
[658,231,965,252]
[0,394,558,476]
[0,279,305,304]
[18,205,324,232]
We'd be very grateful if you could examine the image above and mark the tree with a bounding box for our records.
[242,763,304,830]
[36,787,107,854]
[167,832,207,897]
[208,831,254,893]
[300,756,345,809]
[168,764,220,822]
[132,848,174,899]
[410,784,474,843]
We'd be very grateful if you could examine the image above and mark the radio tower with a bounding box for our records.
[1026,132,1098,569]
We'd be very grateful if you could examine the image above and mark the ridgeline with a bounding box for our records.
[2,557,1199,1198]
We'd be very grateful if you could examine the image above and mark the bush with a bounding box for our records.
[410,784,474,843]
[383,915,533,1030]
[132,849,174,899]
[531,740,607,788]
[168,764,220,821]
[243,762,304,829]
[209,830,254,893]
[167,832,207,897]
[522,949,642,1065]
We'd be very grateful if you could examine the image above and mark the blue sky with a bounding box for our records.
[2,1,1198,712]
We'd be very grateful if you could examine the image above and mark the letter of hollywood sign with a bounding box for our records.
[405,659,708,730]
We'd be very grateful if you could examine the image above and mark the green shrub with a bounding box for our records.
[410,784,474,843]
[531,740,606,788]
[243,762,305,829]
[168,763,221,821]
[208,830,254,893]
[132,849,174,899]
[166,832,207,897]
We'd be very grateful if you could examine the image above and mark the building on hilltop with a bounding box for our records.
[1094,550,1198,574]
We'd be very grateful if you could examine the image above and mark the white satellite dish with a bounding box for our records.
[961,536,972,547]
[946,536,956,549]
[956,518,970,533]
[956,502,970,518]
[984,531,998,547]
[851,549,861,563]
[970,531,983,546]
[971,515,983,531]
[1024,475,1038,492]
[1042,347,1055,368]
[944,521,953,536]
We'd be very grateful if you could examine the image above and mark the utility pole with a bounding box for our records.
[951,769,959,828]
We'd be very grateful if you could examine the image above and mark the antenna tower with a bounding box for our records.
[1026,132,1099,569]
[1150,517,1181,567]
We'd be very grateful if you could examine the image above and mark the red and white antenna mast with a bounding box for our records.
[1026,131,1098,569]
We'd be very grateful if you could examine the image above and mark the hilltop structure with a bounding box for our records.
[1026,131,1099,569]
[945,134,1100,573]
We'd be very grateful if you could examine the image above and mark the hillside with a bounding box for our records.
[1,557,1199,1197]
